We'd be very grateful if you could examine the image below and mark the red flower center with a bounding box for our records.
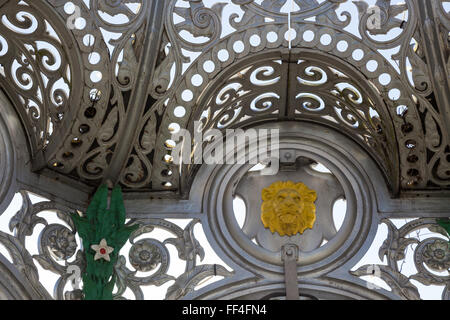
[100,248,106,255]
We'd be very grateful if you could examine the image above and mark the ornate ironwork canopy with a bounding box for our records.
[0,0,449,200]
[0,0,448,301]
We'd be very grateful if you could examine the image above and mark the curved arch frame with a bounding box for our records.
[182,49,399,194]
[173,121,398,300]
[150,17,431,194]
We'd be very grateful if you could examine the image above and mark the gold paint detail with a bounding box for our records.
[261,181,317,237]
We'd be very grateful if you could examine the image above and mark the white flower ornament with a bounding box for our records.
[91,238,114,261]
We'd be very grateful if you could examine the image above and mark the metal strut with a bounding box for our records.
[282,243,299,300]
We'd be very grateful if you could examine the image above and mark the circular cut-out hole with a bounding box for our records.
[64,2,76,14]
[53,162,64,168]
[75,17,86,30]
[233,40,245,53]
[266,31,278,43]
[162,169,173,177]
[83,34,95,47]
[407,180,418,187]
[88,52,101,65]
[168,122,180,134]
[401,123,414,134]
[89,88,101,102]
[320,34,332,45]
[407,168,419,177]
[62,152,73,160]
[164,155,173,164]
[352,49,364,61]
[284,28,297,42]
[203,60,215,73]
[378,73,391,86]
[84,107,96,118]
[90,71,102,83]
[79,124,90,134]
[366,60,378,72]
[165,139,176,149]
[389,88,401,101]
[303,30,315,42]
[181,89,193,102]
[249,34,261,47]
[71,137,82,148]
[407,155,419,163]
[405,139,416,149]
[218,49,229,62]
[396,105,408,117]
[337,40,348,52]
[174,106,186,118]
[191,74,203,87]
[376,124,383,134]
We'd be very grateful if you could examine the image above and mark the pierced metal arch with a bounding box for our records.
[174,49,398,193]
[143,0,450,195]
[0,0,448,198]
[0,0,83,164]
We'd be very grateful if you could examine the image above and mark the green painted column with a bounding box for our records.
[71,185,139,300]
[438,218,450,239]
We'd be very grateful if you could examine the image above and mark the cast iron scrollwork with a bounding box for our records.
[0,190,84,300]
[351,218,450,300]
[113,218,233,300]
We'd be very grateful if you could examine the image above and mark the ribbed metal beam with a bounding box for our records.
[103,0,166,184]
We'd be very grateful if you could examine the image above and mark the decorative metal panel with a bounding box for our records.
[0,0,449,301]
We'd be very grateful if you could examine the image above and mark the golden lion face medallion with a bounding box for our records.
[261,181,317,237]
